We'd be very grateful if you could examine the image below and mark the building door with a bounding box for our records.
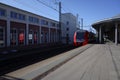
[41,32,44,43]
[0,27,5,47]
[50,32,53,43]
[34,31,38,44]
[45,32,49,43]
[18,29,25,45]
[10,28,17,46]
[29,30,33,44]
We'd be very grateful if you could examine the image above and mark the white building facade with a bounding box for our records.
[61,13,80,44]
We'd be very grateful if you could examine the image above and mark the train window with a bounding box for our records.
[76,32,84,40]
[10,29,17,46]
[0,27,4,47]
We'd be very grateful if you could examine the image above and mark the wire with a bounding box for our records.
[13,0,58,19]
[62,3,76,15]
[36,0,59,12]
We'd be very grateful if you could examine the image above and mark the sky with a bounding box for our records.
[0,0,120,31]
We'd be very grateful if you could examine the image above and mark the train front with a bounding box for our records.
[74,30,88,46]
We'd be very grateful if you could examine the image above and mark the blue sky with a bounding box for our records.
[0,0,120,30]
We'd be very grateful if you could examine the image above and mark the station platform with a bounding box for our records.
[42,44,120,80]
[1,44,120,80]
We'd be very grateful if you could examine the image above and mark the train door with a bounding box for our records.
[18,29,25,45]
[0,27,5,47]
[10,28,18,46]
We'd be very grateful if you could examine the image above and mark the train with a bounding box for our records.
[73,30,95,46]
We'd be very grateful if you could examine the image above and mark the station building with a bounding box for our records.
[61,13,79,44]
[0,3,60,48]
[92,14,120,45]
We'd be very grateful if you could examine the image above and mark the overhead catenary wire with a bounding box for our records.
[14,0,86,31]
[13,0,59,20]
[36,0,78,16]
[61,3,77,15]
[36,0,59,12]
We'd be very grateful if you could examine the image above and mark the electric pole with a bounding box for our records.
[81,18,83,29]
[59,2,61,42]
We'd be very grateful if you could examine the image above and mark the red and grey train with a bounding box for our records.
[73,30,95,46]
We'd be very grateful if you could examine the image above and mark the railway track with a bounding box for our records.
[0,44,75,76]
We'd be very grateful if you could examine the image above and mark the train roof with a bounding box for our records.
[76,29,88,33]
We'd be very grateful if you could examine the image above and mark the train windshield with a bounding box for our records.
[76,32,84,40]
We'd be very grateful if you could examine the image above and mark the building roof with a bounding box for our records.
[92,14,120,27]
[0,2,59,22]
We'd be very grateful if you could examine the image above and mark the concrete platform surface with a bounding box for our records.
[42,44,120,80]
[1,44,92,80]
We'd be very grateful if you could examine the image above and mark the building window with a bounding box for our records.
[41,20,48,25]
[51,22,56,27]
[29,16,39,24]
[0,8,6,17]
[33,18,39,24]
[66,33,69,44]
[66,27,69,31]
[29,16,33,22]
[18,14,26,21]
[11,11,26,21]
[57,24,59,27]
[11,11,17,19]
[0,27,4,47]
[66,21,69,25]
